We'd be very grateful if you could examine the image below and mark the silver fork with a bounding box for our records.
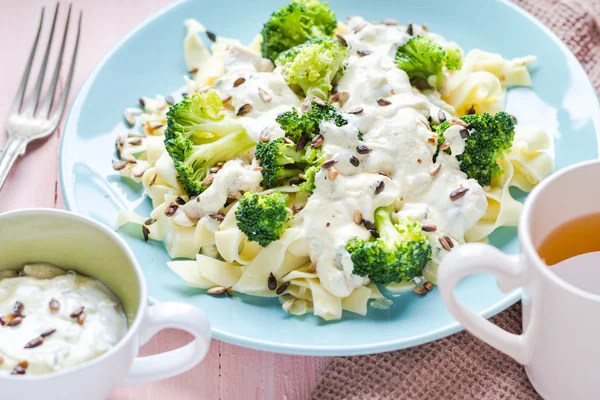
[0,4,81,191]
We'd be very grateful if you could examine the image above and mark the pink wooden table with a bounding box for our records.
[0,1,327,398]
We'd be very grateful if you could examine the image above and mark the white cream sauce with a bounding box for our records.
[0,265,127,376]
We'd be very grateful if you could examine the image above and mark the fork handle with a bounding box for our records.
[0,136,28,192]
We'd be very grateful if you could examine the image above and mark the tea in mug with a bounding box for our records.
[538,213,600,266]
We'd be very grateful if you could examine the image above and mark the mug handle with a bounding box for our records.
[123,302,211,386]
[437,243,529,365]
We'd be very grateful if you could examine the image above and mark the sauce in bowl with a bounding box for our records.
[0,264,127,376]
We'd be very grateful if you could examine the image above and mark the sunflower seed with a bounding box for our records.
[422,224,437,232]
[233,77,246,87]
[374,181,385,195]
[209,213,225,222]
[424,281,433,291]
[112,160,126,171]
[124,154,137,164]
[207,286,228,295]
[49,299,60,313]
[13,301,24,316]
[206,31,217,42]
[362,219,376,231]
[369,229,379,238]
[331,90,350,107]
[450,187,469,201]
[347,107,363,115]
[268,273,277,291]
[41,329,56,338]
[438,109,446,123]
[354,22,367,33]
[237,103,253,116]
[449,118,468,128]
[349,155,360,167]
[353,210,363,225]
[459,128,470,139]
[144,218,156,226]
[209,166,221,173]
[467,105,476,115]
[189,67,199,74]
[377,98,391,106]
[70,307,84,318]
[132,166,146,178]
[311,134,324,148]
[24,337,44,349]
[301,98,312,113]
[276,281,291,295]
[176,196,186,205]
[414,286,427,295]
[128,137,143,146]
[444,236,455,248]
[124,108,142,125]
[142,226,150,242]
[5,315,22,327]
[383,18,398,25]
[427,137,436,145]
[329,168,339,181]
[164,203,179,217]
[438,236,452,251]
[148,122,164,131]
[296,135,309,151]
[11,361,28,375]
[116,135,125,146]
[148,173,157,186]
[321,159,338,169]
[258,87,272,103]
[312,97,326,108]
[406,23,414,36]
[356,144,371,154]
[202,174,215,186]
[283,137,294,145]
[335,34,348,47]
[421,121,433,132]
[259,128,271,142]
[307,262,317,273]
[116,144,122,159]
[77,313,85,325]
[128,132,145,138]
[138,98,146,108]
[430,164,441,176]
[282,299,295,313]
[439,142,450,151]
[165,95,175,105]
[357,50,372,57]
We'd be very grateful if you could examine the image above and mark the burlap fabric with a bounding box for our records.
[310,1,600,398]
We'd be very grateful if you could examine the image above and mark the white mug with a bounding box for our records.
[0,209,212,400]
[438,159,600,400]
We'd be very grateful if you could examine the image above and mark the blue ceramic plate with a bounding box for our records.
[61,0,600,355]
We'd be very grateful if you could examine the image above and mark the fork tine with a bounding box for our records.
[10,8,45,114]
[22,3,60,116]
[37,4,72,118]
[50,10,81,125]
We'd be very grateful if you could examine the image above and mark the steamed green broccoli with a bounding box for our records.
[260,0,338,62]
[165,91,255,196]
[276,38,348,99]
[395,35,462,89]
[276,101,347,142]
[235,191,290,247]
[435,111,515,186]
[346,206,432,285]
[254,138,323,191]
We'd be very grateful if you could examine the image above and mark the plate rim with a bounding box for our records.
[59,0,600,356]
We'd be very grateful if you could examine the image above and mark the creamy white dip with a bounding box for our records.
[0,264,127,376]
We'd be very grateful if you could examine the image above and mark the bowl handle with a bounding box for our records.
[437,243,529,365]
[122,302,211,386]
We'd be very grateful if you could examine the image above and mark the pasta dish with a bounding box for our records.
[113,0,555,320]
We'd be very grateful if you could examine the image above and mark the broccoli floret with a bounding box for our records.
[394,35,462,89]
[165,91,256,196]
[260,0,337,62]
[276,38,348,99]
[255,138,324,191]
[276,101,347,142]
[298,165,319,193]
[346,206,432,285]
[235,191,290,247]
[436,111,515,186]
